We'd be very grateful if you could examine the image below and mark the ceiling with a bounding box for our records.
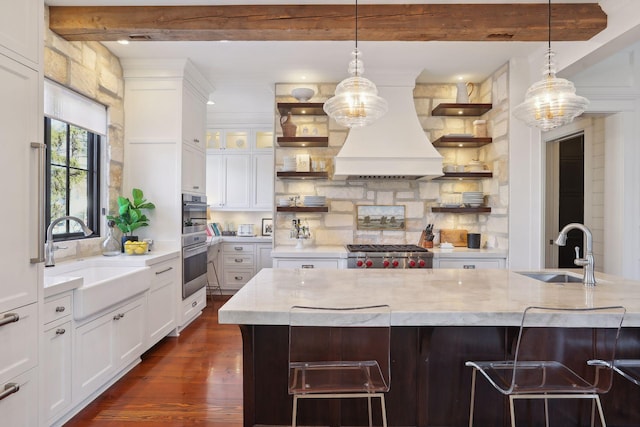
[45,1,619,122]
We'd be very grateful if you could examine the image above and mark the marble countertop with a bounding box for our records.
[218,268,640,327]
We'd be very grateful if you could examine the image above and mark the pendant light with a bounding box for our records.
[323,0,388,128]
[513,0,589,132]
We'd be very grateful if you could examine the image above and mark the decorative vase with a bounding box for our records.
[102,224,121,256]
[121,235,138,252]
[456,82,475,103]
[280,112,297,137]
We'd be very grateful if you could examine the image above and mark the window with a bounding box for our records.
[44,117,100,240]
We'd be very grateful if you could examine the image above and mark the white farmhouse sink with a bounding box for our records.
[46,261,151,320]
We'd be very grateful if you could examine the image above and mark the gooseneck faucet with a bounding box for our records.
[554,223,596,286]
[45,216,93,267]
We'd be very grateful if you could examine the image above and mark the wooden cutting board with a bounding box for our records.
[440,229,468,247]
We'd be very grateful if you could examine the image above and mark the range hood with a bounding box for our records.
[333,81,443,180]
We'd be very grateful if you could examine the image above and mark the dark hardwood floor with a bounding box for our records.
[64,296,243,426]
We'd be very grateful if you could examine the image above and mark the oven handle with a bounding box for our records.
[183,202,207,209]
[183,244,208,257]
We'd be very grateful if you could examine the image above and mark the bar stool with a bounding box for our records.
[288,305,391,427]
[589,359,640,386]
[465,305,625,427]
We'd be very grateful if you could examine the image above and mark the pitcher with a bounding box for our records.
[456,82,474,103]
[280,112,297,137]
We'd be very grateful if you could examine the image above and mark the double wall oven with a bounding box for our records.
[182,194,208,299]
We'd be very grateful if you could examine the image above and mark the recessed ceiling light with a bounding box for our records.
[117,39,130,45]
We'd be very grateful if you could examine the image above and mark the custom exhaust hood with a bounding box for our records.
[332,79,443,180]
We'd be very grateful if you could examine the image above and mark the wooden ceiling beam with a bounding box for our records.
[49,4,606,43]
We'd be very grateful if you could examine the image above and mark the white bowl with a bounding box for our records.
[291,87,315,102]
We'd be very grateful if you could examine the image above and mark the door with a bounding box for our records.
[545,133,585,268]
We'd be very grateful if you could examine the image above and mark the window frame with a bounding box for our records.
[44,117,101,241]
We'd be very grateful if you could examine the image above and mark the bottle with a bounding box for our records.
[102,220,121,256]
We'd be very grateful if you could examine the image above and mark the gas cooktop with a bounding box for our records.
[346,244,429,253]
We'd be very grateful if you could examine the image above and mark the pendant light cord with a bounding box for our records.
[355,0,359,50]
[548,0,551,50]
[546,0,552,76]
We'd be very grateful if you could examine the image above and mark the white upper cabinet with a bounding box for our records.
[253,153,274,210]
[182,83,206,150]
[0,0,40,67]
[182,143,206,195]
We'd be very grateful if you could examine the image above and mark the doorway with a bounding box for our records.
[545,133,585,268]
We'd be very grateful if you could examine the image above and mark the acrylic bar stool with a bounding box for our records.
[465,305,626,427]
[589,359,640,386]
[288,305,391,427]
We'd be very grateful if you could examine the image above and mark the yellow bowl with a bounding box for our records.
[124,240,148,255]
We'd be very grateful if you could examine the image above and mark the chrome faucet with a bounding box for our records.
[45,216,93,267]
[554,223,596,286]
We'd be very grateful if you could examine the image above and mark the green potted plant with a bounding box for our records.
[107,188,155,251]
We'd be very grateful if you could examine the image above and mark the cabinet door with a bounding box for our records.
[0,369,38,427]
[0,303,37,385]
[256,244,273,273]
[0,0,40,66]
[147,261,177,348]
[0,55,39,313]
[182,84,206,150]
[43,320,72,422]
[75,312,116,400]
[114,297,146,368]
[182,143,206,194]
[224,155,252,209]
[206,153,225,208]
[253,154,274,209]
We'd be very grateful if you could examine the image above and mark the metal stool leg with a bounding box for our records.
[291,395,298,427]
[509,395,516,427]
[469,368,477,427]
[380,395,388,427]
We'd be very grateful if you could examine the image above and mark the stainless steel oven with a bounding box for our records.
[182,193,207,234]
[182,232,208,299]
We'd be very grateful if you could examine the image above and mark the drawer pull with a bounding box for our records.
[56,328,66,335]
[113,313,125,320]
[234,276,243,281]
[234,246,243,251]
[192,300,198,307]
[0,313,19,328]
[0,383,19,402]
[301,264,315,269]
[234,258,243,263]
[55,306,66,313]
[463,265,476,269]
[155,267,173,275]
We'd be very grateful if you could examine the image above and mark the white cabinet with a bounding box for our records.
[146,259,178,350]
[42,293,73,423]
[74,296,146,401]
[0,368,38,427]
[0,0,40,67]
[207,128,274,211]
[182,83,206,150]
[180,286,206,330]
[182,142,206,195]
[0,304,38,387]
[221,243,255,291]
[434,257,506,269]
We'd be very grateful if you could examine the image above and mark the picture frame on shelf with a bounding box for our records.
[356,205,405,230]
[261,218,273,236]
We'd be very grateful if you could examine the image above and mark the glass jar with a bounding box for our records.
[102,220,120,256]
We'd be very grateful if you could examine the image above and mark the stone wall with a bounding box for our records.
[44,6,125,259]
[273,64,510,249]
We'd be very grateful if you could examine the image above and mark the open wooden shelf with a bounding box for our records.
[277,206,329,213]
[432,136,492,148]
[431,207,492,213]
[434,172,493,180]
[277,102,326,116]
[276,171,329,179]
[431,103,492,117]
[276,136,329,147]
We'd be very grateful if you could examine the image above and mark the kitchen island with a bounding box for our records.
[219,268,640,427]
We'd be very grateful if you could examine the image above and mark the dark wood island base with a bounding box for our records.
[239,325,640,427]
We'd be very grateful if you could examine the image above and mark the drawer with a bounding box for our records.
[0,304,37,385]
[182,287,206,321]
[0,368,38,427]
[437,259,503,269]
[150,260,177,289]
[223,268,254,289]
[274,259,339,269]
[222,243,254,254]
[223,254,255,267]
[44,294,72,324]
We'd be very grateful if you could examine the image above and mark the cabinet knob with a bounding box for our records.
[301,264,314,269]
[235,258,243,263]
[193,138,200,143]
[56,328,66,335]
[234,247,243,251]
[463,265,476,269]
[192,300,198,307]
[234,276,243,281]
[55,306,65,313]
[192,185,199,190]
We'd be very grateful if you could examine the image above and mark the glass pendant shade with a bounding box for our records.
[514,50,589,132]
[323,49,388,128]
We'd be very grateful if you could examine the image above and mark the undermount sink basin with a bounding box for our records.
[517,271,583,283]
[46,261,151,320]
